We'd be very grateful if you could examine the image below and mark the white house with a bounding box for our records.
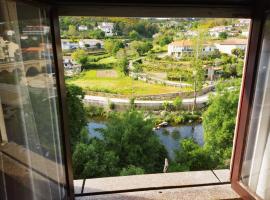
[209,26,232,38]
[98,22,114,36]
[78,39,103,49]
[215,38,247,55]
[78,25,88,31]
[61,39,79,50]
[185,30,198,37]
[168,40,216,58]
[22,26,50,35]
[235,19,250,27]
[0,37,19,62]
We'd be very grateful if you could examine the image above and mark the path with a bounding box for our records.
[84,92,212,109]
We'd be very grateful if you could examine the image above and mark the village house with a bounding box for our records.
[208,25,232,38]
[78,25,88,31]
[61,39,79,50]
[168,40,217,58]
[98,22,114,36]
[0,37,19,63]
[22,26,50,35]
[215,38,247,55]
[78,39,103,49]
[234,18,250,27]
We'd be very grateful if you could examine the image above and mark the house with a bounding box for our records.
[185,30,198,37]
[234,19,250,27]
[78,25,88,31]
[22,26,50,35]
[78,39,103,49]
[168,40,217,58]
[0,37,19,63]
[98,22,114,36]
[61,39,79,50]
[209,26,232,38]
[215,38,247,55]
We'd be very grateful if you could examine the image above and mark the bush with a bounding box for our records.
[173,97,183,110]
[120,165,145,176]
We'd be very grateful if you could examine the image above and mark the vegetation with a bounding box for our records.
[62,17,248,179]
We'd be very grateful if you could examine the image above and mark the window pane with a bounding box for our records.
[241,16,270,199]
[0,0,67,199]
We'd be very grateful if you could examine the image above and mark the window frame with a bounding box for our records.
[43,2,269,199]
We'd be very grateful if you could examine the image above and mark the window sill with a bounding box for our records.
[74,169,240,200]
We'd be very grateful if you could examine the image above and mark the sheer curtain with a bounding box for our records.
[241,18,270,200]
[0,0,67,199]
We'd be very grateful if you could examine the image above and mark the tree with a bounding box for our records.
[231,48,245,59]
[118,56,129,75]
[120,165,145,176]
[219,32,228,39]
[104,39,124,55]
[158,35,173,46]
[130,41,153,56]
[67,25,77,37]
[89,29,105,39]
[72,139,119,179]
[100,110,167,173]
[203,83,239,167]
[129,30,141,40]
[173,97,183,110]
[66,85,87,151]
[173,138,214,171]
[71,49,88,66]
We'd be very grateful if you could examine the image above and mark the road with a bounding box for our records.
[84,92,211,108]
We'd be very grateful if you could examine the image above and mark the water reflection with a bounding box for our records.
[87,121,204,159]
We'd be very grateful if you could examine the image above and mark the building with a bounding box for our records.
[22,26,50,35]
[215,38,247,55]
[78,25,88,31]
[78,39,103,49]
[208,26,232,38]
[0,37,19,63]
[98,22,114,36]
[168,40,217,58]
[61,39,79,50]
[235,18,250,27]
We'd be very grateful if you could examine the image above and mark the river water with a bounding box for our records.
[87,121,204,159]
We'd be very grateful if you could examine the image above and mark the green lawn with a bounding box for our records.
[66,70,192,96]
[97,56,118,64]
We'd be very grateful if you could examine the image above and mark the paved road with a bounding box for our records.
[84,92,211,108]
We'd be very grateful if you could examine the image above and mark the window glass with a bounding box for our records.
[0,0,67,199]
[241,16,270,200]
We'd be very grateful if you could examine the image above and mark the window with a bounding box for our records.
[0,0,69,199]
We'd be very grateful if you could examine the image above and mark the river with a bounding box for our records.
[87,121,204,159]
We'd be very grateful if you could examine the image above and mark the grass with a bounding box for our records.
[66,69,192,96]
[97,56,118,64]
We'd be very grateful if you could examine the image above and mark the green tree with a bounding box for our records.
[89,29,105,39]
[67,25,77,37]
[129,30,141,40]
[71,49,88,66]
[118,56,129,75]
[120,165,145,176]
[173,97,183,110]
[173,138,214,171]
[219,32,228,39]
[66,85,87,151]
[100,110,167,173]
[72,139,119,179]
[203,85,239,167]
[231,48,245,59]
[104,39,124,55]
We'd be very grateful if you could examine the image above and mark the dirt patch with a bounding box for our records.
[96,69,118,78]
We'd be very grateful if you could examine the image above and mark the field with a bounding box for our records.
[66,69,192,96]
